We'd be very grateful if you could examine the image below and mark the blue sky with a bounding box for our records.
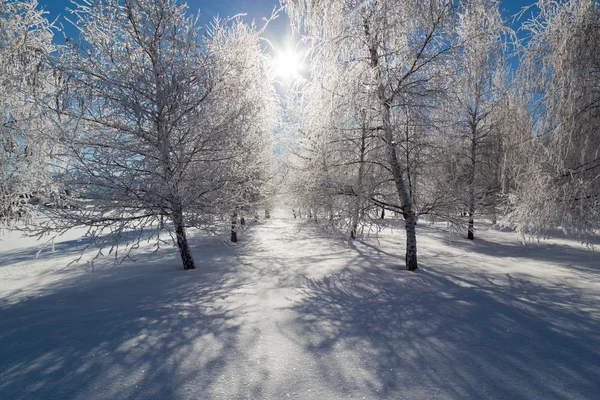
[40,0,285,28]
[38,0,292,50]
[37,0,536,50]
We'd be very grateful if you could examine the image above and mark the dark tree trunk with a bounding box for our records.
[231,212,238,243]
[173,210,195,270]
[381,95,418,271]
[351,117,368,240]
[467,120,477,240]
[405,211,418,271]
[468,209,475,240]
[381,207,385,219]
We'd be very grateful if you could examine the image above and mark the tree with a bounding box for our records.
[40,0,276,269]
[285,54,391,238]
[441,0,512,239]
[512,0,600,238]
[207,18,279,242]
[286,0,460,270]
[0,0,54,225]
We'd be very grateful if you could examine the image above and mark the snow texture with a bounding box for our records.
[1,210,599,399]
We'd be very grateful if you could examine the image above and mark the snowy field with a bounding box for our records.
[1,210,599,399]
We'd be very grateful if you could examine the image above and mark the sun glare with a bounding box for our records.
[273,50,303,82]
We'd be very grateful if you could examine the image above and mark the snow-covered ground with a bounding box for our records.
[1,210,599,399]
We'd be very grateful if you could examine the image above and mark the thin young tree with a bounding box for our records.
[450,0,511,239]
[207,18,278,242]
[288,57,389,238]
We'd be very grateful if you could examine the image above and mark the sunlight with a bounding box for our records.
[273,49,303,82]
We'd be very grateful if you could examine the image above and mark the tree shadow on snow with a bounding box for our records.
[0,234,99,267]
[0,268,246,400]
[440,234,600,274]
[0,229,255,400]
[287,262,600,399]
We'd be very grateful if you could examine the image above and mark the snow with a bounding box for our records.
[1,210,599,399]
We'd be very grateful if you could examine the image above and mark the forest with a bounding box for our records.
[0,0,599,399]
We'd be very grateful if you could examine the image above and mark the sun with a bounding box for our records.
[273,49,303,82]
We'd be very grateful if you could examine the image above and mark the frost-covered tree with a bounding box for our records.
[288,53,401,239]
[286,0,460,270]
[203,18,278,242]
[0,0,54,224]
[39,0,276,269]
[435,0,512,239]
[513,0,600,238]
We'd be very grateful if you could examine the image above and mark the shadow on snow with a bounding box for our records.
[287,257,600,399]
[1,216,599,399]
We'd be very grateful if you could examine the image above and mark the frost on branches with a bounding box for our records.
[428,0,513,240]
[34,0,277,269]
[513,0,600,239]
[0,0,54,225]
[285,0,461,270]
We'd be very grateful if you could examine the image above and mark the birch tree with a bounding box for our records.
[285,56,384,237]
[286,0,460,270]
[447,0,511,239]
[207,18,278,241]
[40,0,276,269]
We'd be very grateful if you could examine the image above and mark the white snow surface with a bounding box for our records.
[1,210,599,399]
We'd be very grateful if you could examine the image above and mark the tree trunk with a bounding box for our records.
[351,117,368,240]
[467,210,475,240]
[157,80,195,269]
[467,119,477,240]
[231,211,238,243]
[405,211,418,270]
[172,209,195,270]
[379,86,418,271]
[381,206,385,219]
[366,26,418,270]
